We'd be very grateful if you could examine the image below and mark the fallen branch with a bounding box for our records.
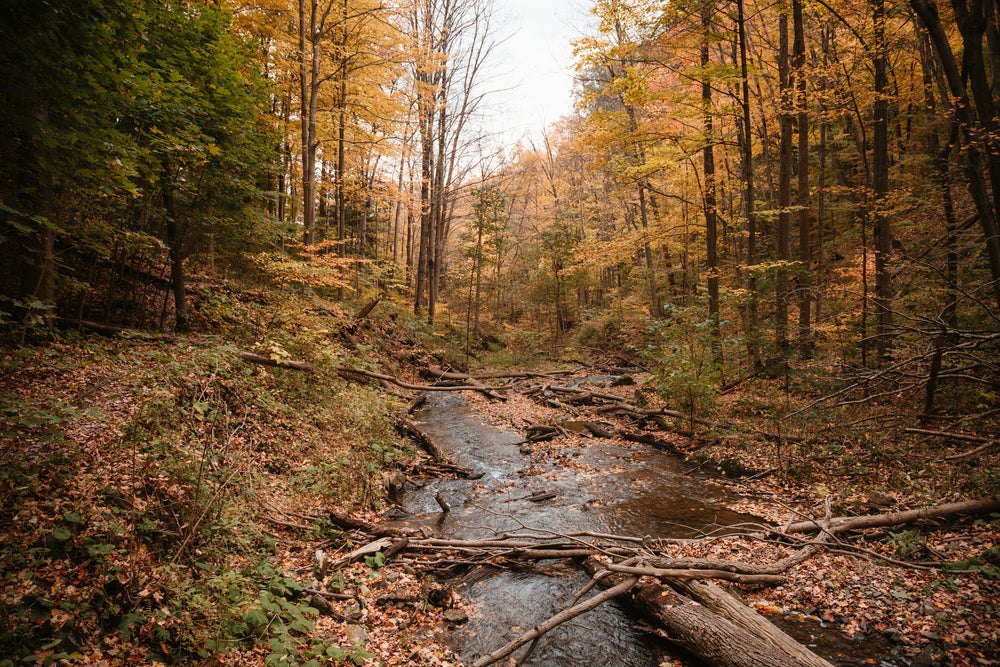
[944,441,998,461]
[353,296,381,320]
[783,498,1000,534]
[469,575,640,667]
[339,366,507,393]
[605,563,785,585]
[424,367,507,400]
[902,427,993,443]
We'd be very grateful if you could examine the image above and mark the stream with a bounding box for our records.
[391,392,895,666]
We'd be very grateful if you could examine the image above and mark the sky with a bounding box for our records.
[483,0,592,145]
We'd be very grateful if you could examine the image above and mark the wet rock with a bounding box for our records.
[611,375,635,386]
[376,591,418,607]
[910,646,948,667]
[426,584,455,609]
[443,608,468,624]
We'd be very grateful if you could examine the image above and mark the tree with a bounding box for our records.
[0,0,274,331]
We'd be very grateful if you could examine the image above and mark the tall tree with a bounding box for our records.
[911,0,1000,307]
[701,1,722,367]
[793,0,812,358]
[871,0,892,360]
[777,4,793,352]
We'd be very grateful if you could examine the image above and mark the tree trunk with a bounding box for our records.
[777,8,792,353]
[911,0,1000,307]
[298,0,318,247]
[793,0,812,358]
[161,166,187,332]
[630,581,812,667]
[872,0,892,361]
[702,3,723,369]
[737,0,759,367]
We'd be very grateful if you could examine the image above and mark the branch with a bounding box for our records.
[469,576,640,667]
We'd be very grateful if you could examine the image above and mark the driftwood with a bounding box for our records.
[783,497,1000,534]
[435,490,451,513]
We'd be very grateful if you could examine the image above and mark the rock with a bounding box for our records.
[868,490,896,508]
[443,608,468,624]
[345,624,369,644]
[310,594,339,618]
[611,375,635,386]
[561,420,590,433]
[343,601,363,622]
[427,584,454,609]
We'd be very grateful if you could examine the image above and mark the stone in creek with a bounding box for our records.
[443,608,469,624]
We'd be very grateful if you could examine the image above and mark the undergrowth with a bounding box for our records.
[0,287,416,665]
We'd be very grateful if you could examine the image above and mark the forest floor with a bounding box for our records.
[1,295,998,667]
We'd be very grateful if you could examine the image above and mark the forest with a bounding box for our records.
[1,0,999,665]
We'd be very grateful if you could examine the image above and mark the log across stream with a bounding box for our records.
[388,393,887,666]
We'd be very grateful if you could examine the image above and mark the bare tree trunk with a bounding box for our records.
[777,7,792,353]
[793,0,812,358]
[737,0,759,367]
[872,0,892,362]
[702,3,723,369]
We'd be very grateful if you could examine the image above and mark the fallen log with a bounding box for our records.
[339,366,508,393]
[672,579,834,667]
[579,559,823,667]
[424,367,507,400]
[396,420,452,465]
[353,296,381,320]
[783,498,1000,535]
[629,580,815,667]
[328,509,416,538]
[581,421,614,438]
[620,430,685,456]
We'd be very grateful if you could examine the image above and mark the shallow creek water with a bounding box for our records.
[391,392,890,666]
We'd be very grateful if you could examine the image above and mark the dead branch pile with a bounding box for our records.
[310,498,998,667]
